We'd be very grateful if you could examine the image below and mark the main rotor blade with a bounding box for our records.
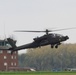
[51,27,76,32]
[14,27,76,33]
[15,30,49,32]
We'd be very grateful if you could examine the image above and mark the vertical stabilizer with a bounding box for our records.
[7,38,17,48]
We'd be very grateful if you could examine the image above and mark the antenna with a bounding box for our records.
[3,21,6,46]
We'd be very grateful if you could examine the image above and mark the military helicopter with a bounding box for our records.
[7,27,76,54]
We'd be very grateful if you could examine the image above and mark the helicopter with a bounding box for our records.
[6,27,76,54]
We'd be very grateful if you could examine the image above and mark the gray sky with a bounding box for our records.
[0,0,76,54]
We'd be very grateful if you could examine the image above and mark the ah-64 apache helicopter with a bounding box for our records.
[6,27,76,54]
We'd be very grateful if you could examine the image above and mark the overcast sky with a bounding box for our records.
[0,0,76,54]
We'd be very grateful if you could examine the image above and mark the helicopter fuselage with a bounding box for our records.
[9,33,69,51]
[6,27,76,54]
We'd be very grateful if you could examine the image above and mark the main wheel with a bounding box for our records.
[51,45,54,48]
[55,45,58,48]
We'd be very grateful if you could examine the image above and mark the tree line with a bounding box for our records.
[18,43,76,71]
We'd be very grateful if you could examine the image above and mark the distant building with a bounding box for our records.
[0,39,18,71]
[0,39,36,71]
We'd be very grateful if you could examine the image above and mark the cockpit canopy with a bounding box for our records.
[49,33,63,38]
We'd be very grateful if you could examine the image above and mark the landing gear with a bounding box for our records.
[51,45,58,48]
[55,45,58,48]
[55,43,61,48]
[51,45,54,48]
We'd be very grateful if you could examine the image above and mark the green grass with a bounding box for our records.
[0,71,76,75]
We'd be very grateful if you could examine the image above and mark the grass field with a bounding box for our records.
[0,71,76,75]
